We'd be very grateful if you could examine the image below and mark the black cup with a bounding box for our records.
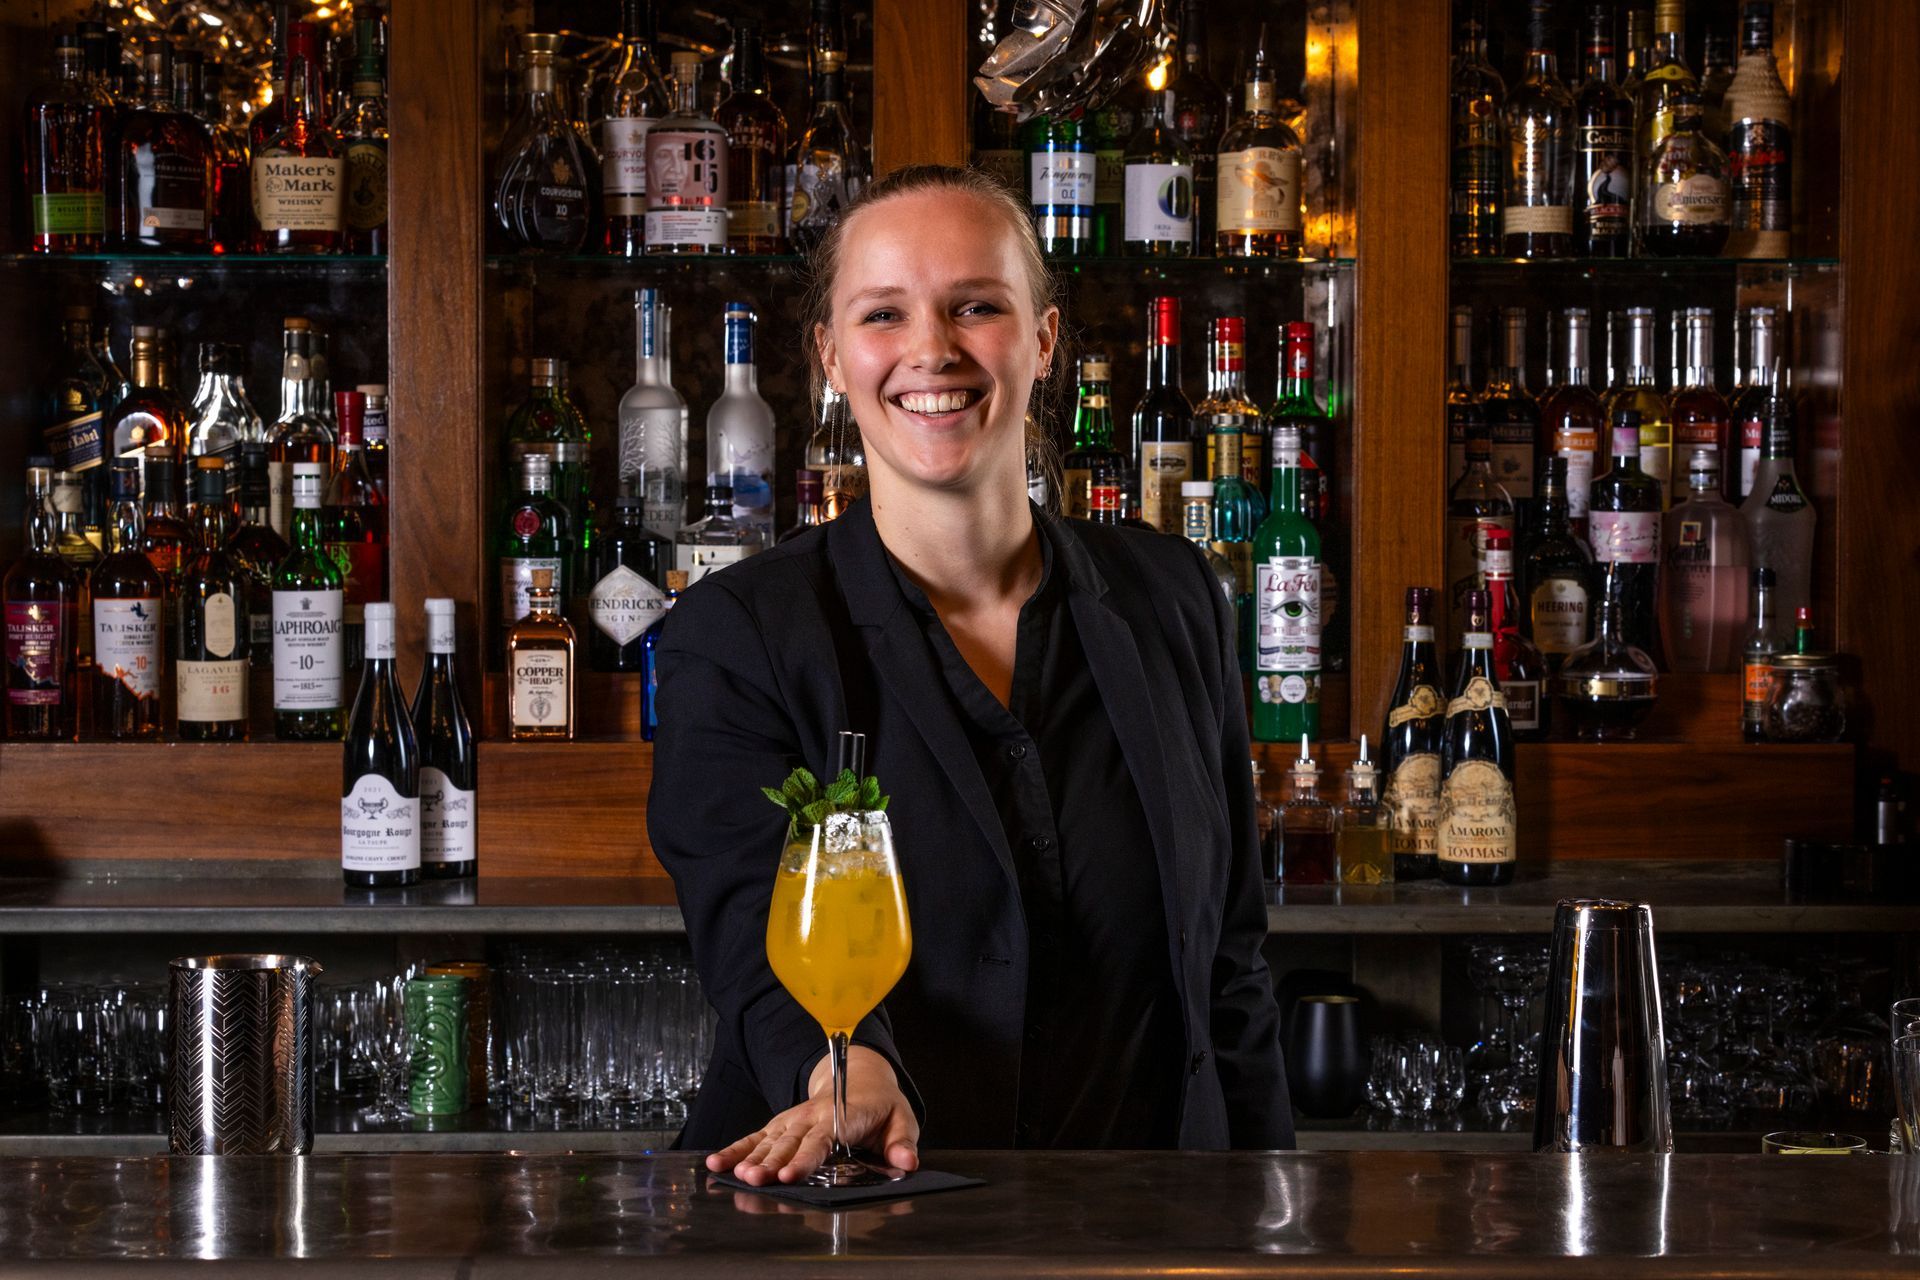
[1283,994,1367,1119]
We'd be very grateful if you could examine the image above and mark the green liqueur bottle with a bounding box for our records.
[1437,588,1517,887]
[1252,425,1321,742]
[273,460,345,740]
[1061,353,1121,520]
[1268,322,1344,671]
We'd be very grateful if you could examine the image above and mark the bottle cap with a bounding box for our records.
[1349,734,1379,789]
[531,568,554,591]
[666,570,689,591]
[364,601,396,660]
[335,390,366,445]
[1181,480,1213,497]
[672,50,702,72]
[425,598,454,617]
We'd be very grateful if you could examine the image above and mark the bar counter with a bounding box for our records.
[3,1151,1915,1276]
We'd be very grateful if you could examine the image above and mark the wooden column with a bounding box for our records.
[1352,0,1450,735]
[873,0,970,173]
[1839,0,1920,781]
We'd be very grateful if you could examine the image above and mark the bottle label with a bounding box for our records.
[1138,441,1191,533]
[361,403,389,446]
[201,591,238,658]
[1577,124,1632,235]
[1446,674,1507,718]
[252,154,345,231]
[1728,119,1790,233]
[674,543,748,584]
[643,208,728,248]
[272,588,344,711]
[510,650,571,730]
[419,767,476,865]
[44,409,106,474]
[268,460,293,538]
[1503,678,1541,732]
[1764,473,1809,515]
[1061,466,1092,519]
[731,200,781,238]
[1653,172,1728,226]
[1743,658,1773,709]
[1489,425,1535,500]
[1122,163,1195,245]
[176,658,246,722]
[1216,147,1301,234]
[603,116,653,208]
[1094,149,1125,206]
[1530,577,1590,654]
[1437,758,1517,865]
[1737,417,1763,498]
[1029,150,1094,209]
[1451,139,1502,214]
[791,161,862,232]
[343,140,388,232]
[139,205,207,232]
[589,564,667,647]
[1255,556,1321,686]
[94,598,162,701]
[341,772,421,873]
[4,602,67,707]
[973,148,1025,194]
[1589,510,1659,564]
[647,128,726,211]
[1386,683,1442,729]
[250,609,273,653]
[328,540,387,606]
[501,558,564,628]
[427,609,456,654]
[31,192,105,237]
[1383,752,1441,857]
[1558,444,1595,521]
[1502,203,1571,235]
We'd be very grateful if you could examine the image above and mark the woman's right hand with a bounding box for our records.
[705,1044,920,1186]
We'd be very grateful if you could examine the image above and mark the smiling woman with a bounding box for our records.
[648,163,1291,1188]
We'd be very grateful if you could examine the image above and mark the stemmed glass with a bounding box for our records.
[355,978,412,1123]
[765,808,912,1187]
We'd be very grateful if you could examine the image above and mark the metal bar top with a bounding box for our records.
[0,1151,1915,1275]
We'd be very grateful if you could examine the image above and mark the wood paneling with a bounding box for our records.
[1839,0,1920,781]
[1352,0,1449,739]
[872,0,969,173]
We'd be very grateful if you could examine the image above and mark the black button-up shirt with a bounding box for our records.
[886,527,1185,1148]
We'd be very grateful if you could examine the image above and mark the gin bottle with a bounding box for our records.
[497,452,574,633]
[588,486,670,672]
[1025,114,1093,257]
[706,304,776,538]
[617,288,688,538]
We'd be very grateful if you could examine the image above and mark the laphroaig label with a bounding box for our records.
[1029,150,1094,209]
[272,588,344,710]
[1589,510,1660,564]
[1123,163,1194,245]
[419,767,476,865]
[341,773,421,873]
[1437,758,1517,865]
[510,651,571,730]
[94,598,162,700]
[1216,147,1301,233]
[1255,556,1321,698]
[252,154,345,231]
[589,565,667,647]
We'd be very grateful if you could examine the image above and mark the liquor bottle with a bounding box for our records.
[1739,566,1782,740]
[333,12,388,255]
[603,0,669,256]
[1449,7,1506,258]
[789,26,867,256]
[1668,307,1729,503]
[1554,562,1661,740]
[268,317,334,538]
[1087,457,1129,528]
[1588,410,1664,657]
[1728,306,1777,502]
[4,464,79,740]
[675,482,765,585]
[91,459,165,739]
[1025,114,1093,257]
[93,318,128,407]
[1482,307,1539,520]
[1214,26,1301,260]
[717,22,787,255]
[1197,318,1266,495]
[253,22,343,253]
[26,29,106,254]
[1502,1,1574,259]
[1738,368,1814,623]
[1482,528,1548,740]
[1634,3,1730,257]
[1661,448,1750,672]
[413,598,477,879]
[1252,426,1321,742]
[507,569,575,742]
[505,359,591,575]
[272,461,345,739]
[1573,3,1633,256]
[1209,424,1265,652]
[1337,737,1394,886]
[1270,323,1336,535]
[707,303,776,538]
[1445,305,1481,490]
[1519,456,1594,668]
[971,2,1026,194]
[204,63,251,253]
[1131,297,1192,535]
[1063,353,1121,519]
[139,449,188,582]
[1380,587,1445,880]
[1170,0,1230,253]
[228,442,288,668]
[1437,588,1516,886]
[1179,481,1240,611]
[640,570,685,741]
[1446,418,1514,645]
[107,327,191,505]
[806,387,868,519]
[498,452,574,633]
[341,601,420,888]
[778,470,827,546]
[175,458,248,741]
[1278,737,1336,885]
[49,471,99,577]
[187,343,264,463]
[588,486,670,671]
[493,32,591,253]
[357,383,389,498]
[1088,87,1133,257]
[1603,307,1672,498]
[1724,2,1791,259]
[1633,0,1697,176]
[113,38,214,251]
[1122,86,1194,258]
[46,308,110,521]
[1539,308,1604,538]
[245,10,289,154]
[1700,31,1736,137]
[324,390,387,661]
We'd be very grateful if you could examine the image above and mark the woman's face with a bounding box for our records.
[819,189,1058,497]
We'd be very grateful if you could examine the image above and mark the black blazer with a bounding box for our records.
[648,498,1292,1150]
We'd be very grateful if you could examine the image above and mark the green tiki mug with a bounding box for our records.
[404,975,469,1115]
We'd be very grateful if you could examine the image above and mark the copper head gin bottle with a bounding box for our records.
[507,568,576,741]
[342,601,420,889]
[1438,588,1516,887]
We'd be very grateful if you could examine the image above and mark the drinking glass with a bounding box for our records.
[765,811,912,1187]
[1761,1130,1868,1155]
[1894,1033,1920,1156]
[1894,998,1920,1039]
[355,977,412,1123]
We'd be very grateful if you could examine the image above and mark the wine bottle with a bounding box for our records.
[412,598,476,880]
[342,600,420,888]
[1588,409,1664,658]
[1380,586,1445,880]
[1131,296,1191,535]
[1437,588,1517,887]
[272,460,346,740]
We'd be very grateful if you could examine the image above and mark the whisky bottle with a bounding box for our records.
[268,317,334,538]
[1573,5,1633,257]
[706,304,776,539]
[1279,737,1336,885]
[252,21,344,253]
[492,33,591,253]
[323,390,388,663]
[1501,1,1574,259]
[272,462,345,740]
[588,486,670,671]
[1121,85,1194,258]
[342,601,420,888]
[1251,426,1322,743]
[1197,317,1266,495]
[789,27,867,255]
[507,569,576,742]
[25,29,106,254]
[1449,8,1506,257]
[1519,456,1595,669]
[1169,0,1229,252]
[639,569,684,742]
[357,384,390,499]
[412,598,477,880]
[1131,297,1192,535]
[1063,354,1122,520]
[498,452,575,633]
[175,458,249,741]
[1723,1,1791,259]
[110,37,213,252]
[1215,25,1301,260]
[227,442,288,669]
[618,288,689,537]
[91,459,165,740]
[47,307,111,490]
[1482,527,1548,740]
[187,342,265,463]
[716,22,788,255]
[332,11,389,256]
[806,387,867,519]
[644,51,728,255]
[674,482,764,585]
[1381,587,1445,880]
[107,327,192,506]
[138,449,188,583]
[1337,737,1394,886]
[4,464,80,740]
[1437,588,1516,887]
[603,0,670,256]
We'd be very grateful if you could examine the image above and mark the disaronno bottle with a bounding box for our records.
[1214,26,1301,259]
[1437,588,1517,887]
[1380,587,1444,880]
[508,568,575,741]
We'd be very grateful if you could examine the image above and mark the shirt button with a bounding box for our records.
[1190,1050,1209,1076]
[1006,743,1028,761]
[1028,835,1052,853]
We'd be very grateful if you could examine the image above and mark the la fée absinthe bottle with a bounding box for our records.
[1251,425,1321,743]
[412,598,477,879]
[1437,588,1517,887]
[342,601,420,888]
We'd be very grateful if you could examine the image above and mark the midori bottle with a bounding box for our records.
[1252,425,1321,743]
[1380,587,1445,880]
[341,601,419,889]
[272,461,345,740]
[1437,588,1516,887]
[412,598,477,880]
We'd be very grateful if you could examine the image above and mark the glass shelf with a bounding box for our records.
[486,252,804,274]
[0,252,389,294]
[1451,255,1840,275]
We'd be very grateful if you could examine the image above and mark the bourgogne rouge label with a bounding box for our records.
[341,773,421,873]
[419,767,476,865]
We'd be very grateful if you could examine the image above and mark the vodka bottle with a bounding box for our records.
[617,287,689,538]
[706,303,776,539]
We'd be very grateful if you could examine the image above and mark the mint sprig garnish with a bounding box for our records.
[762,766,889,827]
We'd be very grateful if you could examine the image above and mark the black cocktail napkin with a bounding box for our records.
[708,1167,984,1207]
